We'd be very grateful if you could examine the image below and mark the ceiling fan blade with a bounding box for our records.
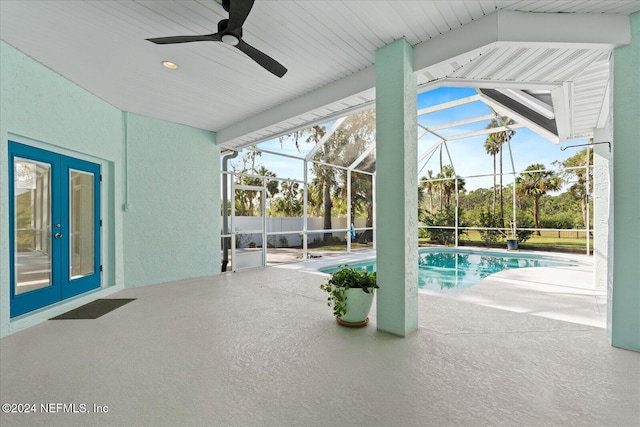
[147,33,221,44]
[226,0,255,32]
[236,39,287,78]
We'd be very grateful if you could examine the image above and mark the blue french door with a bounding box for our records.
[9,141,101,317]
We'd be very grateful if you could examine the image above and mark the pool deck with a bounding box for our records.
[1,249,637,426]
[278,247,605,328]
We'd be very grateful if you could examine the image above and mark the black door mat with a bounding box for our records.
[50,298,136,320]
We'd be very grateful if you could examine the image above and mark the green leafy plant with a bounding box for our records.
[514,215,534,244]
[477,208,505,246]
[423,207,466,245]
[319,265,378,318]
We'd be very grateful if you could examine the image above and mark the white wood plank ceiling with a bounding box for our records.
[1,1,638,150]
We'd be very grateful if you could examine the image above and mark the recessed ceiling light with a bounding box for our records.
[161,60,178,69]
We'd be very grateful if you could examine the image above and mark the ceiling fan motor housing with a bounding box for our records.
[218,18,242,45]
[146,0,287,77]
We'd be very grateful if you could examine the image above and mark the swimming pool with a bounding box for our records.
[319,248,582,291]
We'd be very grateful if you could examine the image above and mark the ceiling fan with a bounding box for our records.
[146,0,287,78]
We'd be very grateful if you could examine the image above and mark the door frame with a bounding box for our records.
[8,141,102,317]
[230,183,266,271]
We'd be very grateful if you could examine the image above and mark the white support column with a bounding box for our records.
[375,38,418,337]
[593,128,611,294]
[347,169,352,253]
[303,160,308,260]
[372,173,377,250]
[585,146,591,256]
[506,136,517,236]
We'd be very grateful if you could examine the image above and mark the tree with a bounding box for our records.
[270,180,302,216]
[438,165,465,211]
[231,152,279,216]
[351,172,374,241]
[291,109,376,242]
[484,116,516,226]
[283,125,336,242]
[516,163,562,235]
[314,155,337,242]
[483,126,500,215]
[420,170,436,213]
[554,148,593,229]
[332,110,376,240]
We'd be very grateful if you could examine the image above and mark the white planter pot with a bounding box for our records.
[338,288,375,325]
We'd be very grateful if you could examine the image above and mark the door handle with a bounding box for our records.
[54,233,63,239]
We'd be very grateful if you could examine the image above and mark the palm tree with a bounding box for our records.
[312,162,337,242]
[306,179,323,217]
[484,117,516,225]
[285,124,337,242]
[316,109,375,241]
[439,165,466,211]
[556,148,593,228]
[483,128,500,215]
[516,163,562,235]
[281,110,376,243]
[240,165,278,215]
[420,170,436,213]
[271,180,302,216]
[349,171,375,242]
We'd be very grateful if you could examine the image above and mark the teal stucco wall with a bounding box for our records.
[0,41,220,337]
[122,113,219,287]
[612,12,640,352]
[375,38,419,337]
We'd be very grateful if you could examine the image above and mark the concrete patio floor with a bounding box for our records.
[1,252,638,426]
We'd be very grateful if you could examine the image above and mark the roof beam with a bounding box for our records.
[492,10,630,50]
[425,113,497,132]
[481,90,561,143]
[217,68,375,147]
[495,89,554,119]
[417,94,482,116]
[305,117,346,161]
[442,124,525,142]
[349,143,376,171]
[217,10,631,147]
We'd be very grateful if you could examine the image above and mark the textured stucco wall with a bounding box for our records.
[0,41,220,336]
[612,12,640,352]
[375,38,419,337]
[122,113,219,287]
[0,41,124,336]
[593,127,611,294]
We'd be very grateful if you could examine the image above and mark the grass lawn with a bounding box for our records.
[301,231,591,254]
[307,242,373,251]
[430,230,593,253]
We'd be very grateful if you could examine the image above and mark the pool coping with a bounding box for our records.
[274,246,593,276]
[274,246,603,328]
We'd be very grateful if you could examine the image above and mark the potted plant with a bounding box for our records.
[506,219,535,250]
[506,236,518,251]
[320,265,378,327]
[506,221,518,250]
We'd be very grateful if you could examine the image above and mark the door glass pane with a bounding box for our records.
[70,169,94,279]
[14,158,52,294]
[233,187,264,269]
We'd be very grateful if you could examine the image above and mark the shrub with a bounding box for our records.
[514,215,534,243]
[540,212,580,229]
[423,207,466,245]
[476,208,504,246]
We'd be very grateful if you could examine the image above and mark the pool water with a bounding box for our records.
[319,248,581,291]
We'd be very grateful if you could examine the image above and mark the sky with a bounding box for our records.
[229,86,587,191]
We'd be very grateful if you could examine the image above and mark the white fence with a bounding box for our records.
[229,216,368,248]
